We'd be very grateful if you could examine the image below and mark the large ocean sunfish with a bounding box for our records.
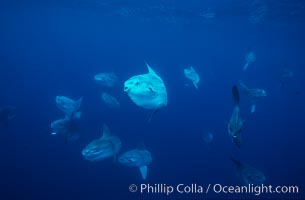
[124,63,167,111]
[118,147,152,180]
[82,124,121,162]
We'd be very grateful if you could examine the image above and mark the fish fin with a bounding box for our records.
[193,81,198,89]
[73,111,82,119]
[146,63,156,75]
[77,97,83,105]
[148,109,159,123]
[239,80,249,91]
[102,123,111,138]
[243,62,249,70]
[232,85,240,106]
[139,166,148,180]
[251,104,256,113]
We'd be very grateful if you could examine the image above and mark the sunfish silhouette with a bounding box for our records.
[82,124,121,162]
[228,85,244,148]
[184,66,200,89]
[124,63,167,121]
[118,146,152,180]
[230,156,266,185]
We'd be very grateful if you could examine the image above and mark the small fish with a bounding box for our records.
[56,96,82,119]
[101,92,120,109]
[50,113,80,143]
[82,124,121,162]
[228,85,244,148]
[230,156,266,185]
[94,72,118,87]
[184,66,200,89]
[118,146,152,180]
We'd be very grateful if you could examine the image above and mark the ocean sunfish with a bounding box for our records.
[51,113,80,143]
[230,156,266,185]
[94,72,118,87]
[124,63,167,110]
[101,92,120,109]
[118,147,152,180]
[82,124,121,162]
[228,85,244,148]
[56,96,82,119]
[184,66,200,89]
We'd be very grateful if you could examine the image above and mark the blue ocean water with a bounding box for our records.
[1,0,305,199]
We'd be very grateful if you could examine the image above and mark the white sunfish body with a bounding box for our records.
[124,64,167,110]
[184,66,200,89]
[82,124,121,161]
[118,148,152,180]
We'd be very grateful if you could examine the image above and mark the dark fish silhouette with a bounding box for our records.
[51,112,80,144]
[228,86,244,148]
[230,156,266,185]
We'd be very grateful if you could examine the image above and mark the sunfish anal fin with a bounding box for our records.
[148,109,159,123]
[192,81,198,89]
[140,166,148,180]
[102,123,111,138]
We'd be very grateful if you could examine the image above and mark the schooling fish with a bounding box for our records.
[82,124,121,162]
[184,66,200,89]
[118,146,152,180]
[56,96,82,119]
[230,156,266,185]
[124,63,167,121]
[228,85,244,148]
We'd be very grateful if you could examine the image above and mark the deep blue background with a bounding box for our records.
[1,0,305,199]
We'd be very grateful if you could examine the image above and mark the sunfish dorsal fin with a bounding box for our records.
[146,63,156,75]
[139,166,148,180]
[102,123,111,138]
